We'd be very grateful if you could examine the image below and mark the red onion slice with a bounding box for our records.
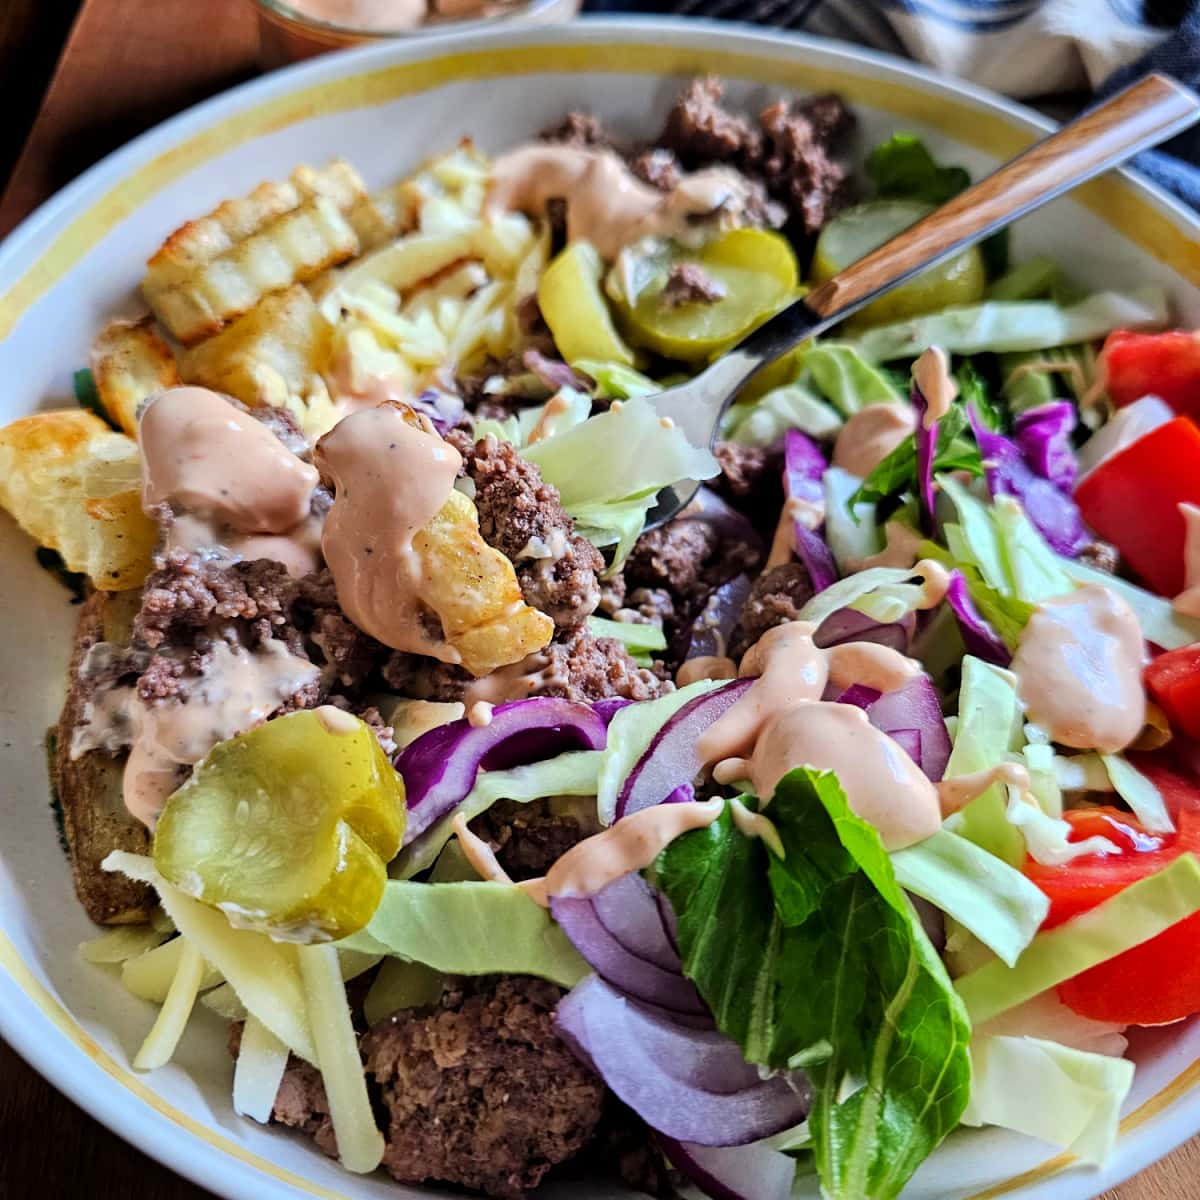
[396,698,608,843]
[589,872,680,970]
[678,573,753,661]
[555,976,809,1146]
[814,607,913,653]
[615,679,754,820]
[658,1136,797,1200]
[866,675,952,782]
[783,429,837,593]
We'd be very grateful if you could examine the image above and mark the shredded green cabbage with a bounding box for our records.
[943,657,1025,866]
[955,853,1200,1024]
[891,828,1047,966]
[338,881,588,987]
[524,394,719,566]
[823,466,882,571]
[720,383,843,448]
[850,287,1168,361]
[121,935,222,1003]
[1060,558,1200,651]
[472,387,591,445]
[802,342,904,414]
[131,939,206,1072]
[571,359,658,399]
[962,1034,1134,1165]
[1102,753,1174,835]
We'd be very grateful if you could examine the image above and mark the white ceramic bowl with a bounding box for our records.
[2,19,1200,1200]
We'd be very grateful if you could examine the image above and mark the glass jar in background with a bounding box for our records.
[253,0,580,66]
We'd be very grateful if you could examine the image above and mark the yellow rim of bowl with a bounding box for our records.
[1,37,1199,1199]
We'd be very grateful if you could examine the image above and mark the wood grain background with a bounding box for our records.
[0,1,1194,1196]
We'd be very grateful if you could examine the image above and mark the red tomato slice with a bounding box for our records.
[1073,416,1200,596]
[1144,646,1200,741]
[1102,330,1200,419]
[1023,810,1200,1024]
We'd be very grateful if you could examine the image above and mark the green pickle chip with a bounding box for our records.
[153,708,406,942]
[613,228,801,363]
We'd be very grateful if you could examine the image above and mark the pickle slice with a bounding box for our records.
[538,241,636,366]
[812,200,985,328]
[153,708,406,942]
[614,228,800,363]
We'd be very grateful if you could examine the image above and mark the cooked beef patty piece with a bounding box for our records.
[447,430,602,631]
[362,976,606,1198]
[470,797,599,880]
[731,560,817,658]
[383,625,670,704]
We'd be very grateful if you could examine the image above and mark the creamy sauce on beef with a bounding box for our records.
[833,403,916,478]
[140,387,322,578]
[74,639,319,827]
[316,404,463,662]
[1011,583,1146,752]
[486,145,759,259]
[676,655,737,686]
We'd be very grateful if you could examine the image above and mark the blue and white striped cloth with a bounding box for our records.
[583,0,1200,207]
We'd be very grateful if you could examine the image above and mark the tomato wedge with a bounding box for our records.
[1144,645,1200,741]
[1024,809,1200,1024]
[1102,330,1200,419]
[1073,416,1200,596]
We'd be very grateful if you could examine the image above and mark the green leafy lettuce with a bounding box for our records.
[658,768,971,1200]
[867,134,970,205]
[524,394,719,567]
[339,880,589,987]
[587,615,667,667]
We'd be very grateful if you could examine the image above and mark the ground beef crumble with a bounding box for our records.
[446,430,602,630]
[661,262,726,307]
[540,110,616,150]
[731,560,816,657]
[363,976,606,1198]
[470,797,598,879]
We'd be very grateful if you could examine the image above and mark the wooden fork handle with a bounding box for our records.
[804,72,1200,321]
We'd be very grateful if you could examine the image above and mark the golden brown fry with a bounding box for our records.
[143,162,372,344]
[0,410,156,590]
[90,317,180,436]
[179,283,333,409]
[414,488,554,676]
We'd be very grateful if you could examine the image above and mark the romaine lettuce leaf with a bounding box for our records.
[658,768,971,1200]
[962,1034,1134,1165]
[851,287,1168,362]
[955,853,1200,1024]
[890,828,1048,966]
[339,880,589,987]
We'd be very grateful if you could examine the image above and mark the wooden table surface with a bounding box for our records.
[0,1,1197,1196]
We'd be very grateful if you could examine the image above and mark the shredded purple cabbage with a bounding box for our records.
[945,570,1011,665]
[1013,401,1077,493]
[910,383,939,533]
[782,430,838,593]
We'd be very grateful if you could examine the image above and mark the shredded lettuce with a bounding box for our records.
[297,942,385,1173]
[850,287,1168,361]
[962,1034,1134,1165]
[943,658,1025,865]
[597,681,722,825]
[392,750,603,879]
[1005,790,1117,865]
[891,828,1047,967]
[233,1014,291,1124]
[121,935,222,1003]
[472,387,591,446]
[572,359,659,399]
[588,616,667,666]
[1102,753,1174,834]
[803,342,904,415]
[991,495,1073,604]
[955,853,1200,1024]
[976,989,1128,1057]
[524,394,718,566]
[824,466,882,571]
[721,383,843,448]
[338,881,589,987]
[796,565,916,629]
